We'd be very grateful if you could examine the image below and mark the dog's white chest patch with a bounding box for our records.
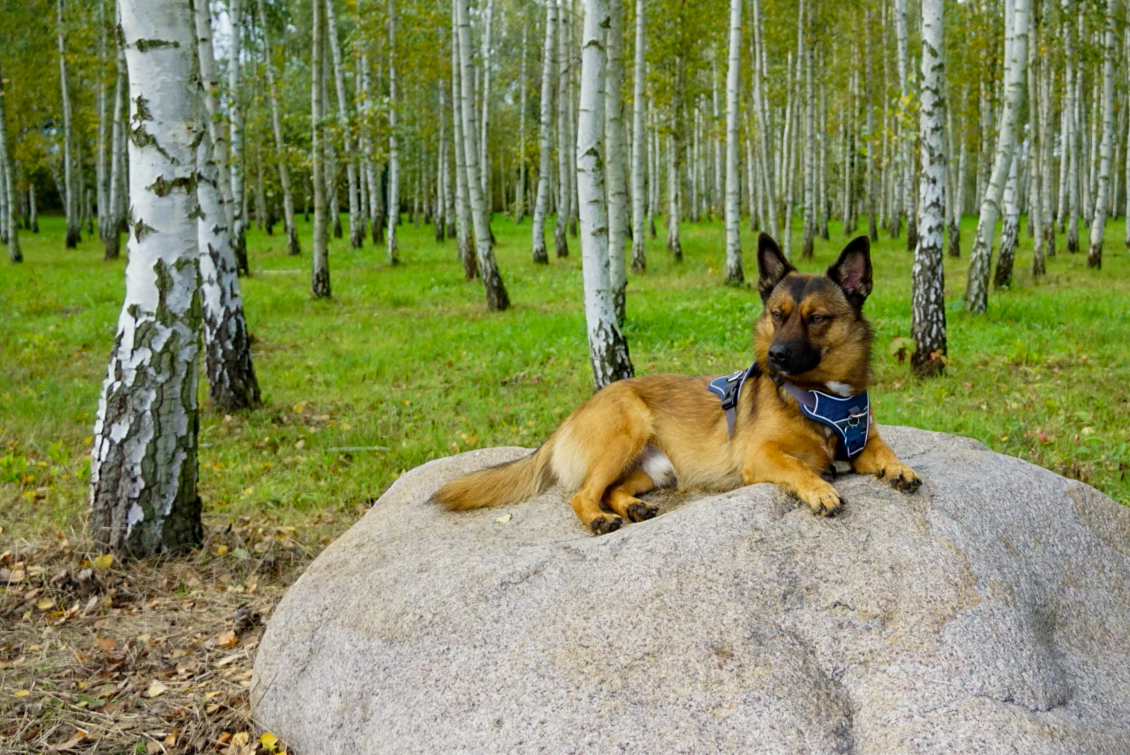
[641,448,677,488]
[826,381,854,397]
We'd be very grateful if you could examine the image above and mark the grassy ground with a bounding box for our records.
[1,210,1128,752]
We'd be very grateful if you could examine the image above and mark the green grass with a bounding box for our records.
[1,210,1128,543]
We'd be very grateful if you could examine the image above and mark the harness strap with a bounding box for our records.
[707,361,871,460]
[779,383,871,460]
[707,363,757,437]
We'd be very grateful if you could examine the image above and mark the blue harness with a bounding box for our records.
[707,361,871,460]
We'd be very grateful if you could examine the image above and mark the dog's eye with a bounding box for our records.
[771,310,783,322]
[810,314,829,324]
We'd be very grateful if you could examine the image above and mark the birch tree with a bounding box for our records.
[451,21,477,280]
[325,0,363,249]
[555,0,571,259]
[723,0,742,283]
[630,0,647,272]
[605,0,629,324]
[103,6,128,261]
[531,0,557,264]
[455,0,509,310]
[516,24,529,223]
[258,0,300,256]
[994,148,1020,287]
[912,0,946,376]
[228,0,248,271]
[1088,0,1118,269]
[965,0,1028,314]
[91,0,203,555]
[57,0,81,248]
[387,0,400,265]
[311,0,331,297]
[194,0,246,276]
[578,0,633,389]
[196,108,261,413]
[0,59,20,263]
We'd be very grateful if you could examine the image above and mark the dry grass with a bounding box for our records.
[0,511,346,754]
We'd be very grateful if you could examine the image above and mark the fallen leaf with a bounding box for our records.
[494,514,512,524]
[260,732,280,751]
[146,681,168,698]
[92,554,114,571]
[49,730,87,751]
[14,689,30,698]
[97,638,117,651]
[37,597,56,611]
[216,630,238,648]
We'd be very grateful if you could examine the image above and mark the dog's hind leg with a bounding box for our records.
[603,466,660,523]
[560,390,654,535]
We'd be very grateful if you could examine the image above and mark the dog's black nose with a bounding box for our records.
[768,343,792,371]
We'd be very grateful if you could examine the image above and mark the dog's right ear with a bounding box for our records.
[757,233,795,302]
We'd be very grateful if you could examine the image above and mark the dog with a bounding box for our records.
[433,233,921,534]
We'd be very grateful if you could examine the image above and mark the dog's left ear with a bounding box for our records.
[827,236,873,308]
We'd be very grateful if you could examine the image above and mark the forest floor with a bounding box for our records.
[2,211,1129,753]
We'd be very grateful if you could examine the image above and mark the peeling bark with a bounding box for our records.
[577,0,633,389]
[92,0,203,556]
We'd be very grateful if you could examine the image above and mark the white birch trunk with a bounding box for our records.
[912,0,946,375]
[0,60,21,262]
[58,0,81,248]
[801,9,815,259]
[516,24,529,223]
[387,0,400,264]
[455,0,508,309]
[479,0,496,202]
[91,0,203,556]
[197,111,260,413]
[896,0,917,250]
[532,0,557,264]
[555,0,572,259]
[436,85,448,241]
[965,0,1029,314]
[194,0,240,268]
[1088,0,1118,269]
[605,0,628,324]
[995,147,1021,287]
[864,9,878,241]
[723,0,743,283]
[630,0,647,271]
[228,0,249,271]
[451,28,476,280]
[104,23,128,262]
[258,0,300,256]
[577,0,633,389]
[325,0,362,250]
[311,0,330,297]
[97,0,110,244]
[751,0,778,240]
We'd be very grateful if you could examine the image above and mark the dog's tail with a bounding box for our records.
[431,441,557,511]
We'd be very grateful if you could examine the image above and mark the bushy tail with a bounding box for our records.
[432,443,557,511]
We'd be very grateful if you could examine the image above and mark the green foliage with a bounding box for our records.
[0,212,1127,543]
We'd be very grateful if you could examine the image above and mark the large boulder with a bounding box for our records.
[251,427,1130,754]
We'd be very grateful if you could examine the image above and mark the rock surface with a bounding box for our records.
[251,427,1130,754]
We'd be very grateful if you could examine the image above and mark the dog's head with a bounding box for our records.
[754,233,874,392]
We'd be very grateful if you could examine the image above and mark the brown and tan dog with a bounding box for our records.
[433,233,921,534]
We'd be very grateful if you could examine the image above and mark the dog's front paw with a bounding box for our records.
[801,483,844,517]
[878,463,921,493]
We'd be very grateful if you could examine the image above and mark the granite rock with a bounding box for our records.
[251,427,1130,754]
